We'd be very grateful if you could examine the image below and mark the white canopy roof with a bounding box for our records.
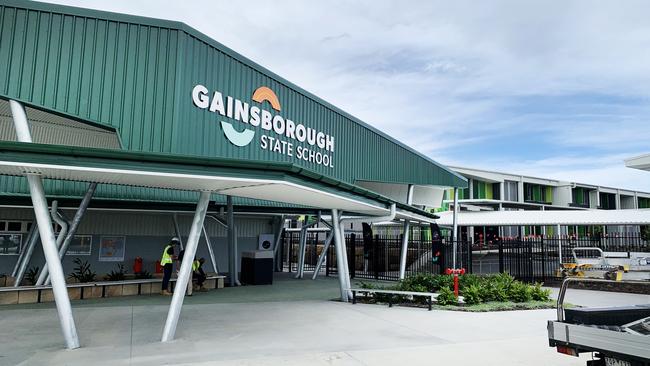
[626,153,650,172]
[435,209,650,226]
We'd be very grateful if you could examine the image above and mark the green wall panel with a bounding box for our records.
[0,1,466,202]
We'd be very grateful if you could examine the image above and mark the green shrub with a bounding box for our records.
[436,286,457,306]
[430,274,454,292]
[458,274,481,292]
[530,282,552,301]
[134,270,153,279]
[484,282,509,302]
[68,258,96,283]
[487,273,515,287]
[508,281,532,303]
[398,273,438,292]
[105,264,126,281]
[462,284,483,305]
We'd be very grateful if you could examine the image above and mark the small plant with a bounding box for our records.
[462,284,483,305]
[530,282,552,301]
[25,266,39,286]
[436,286,457,306]
[68,258,96,283]
[105,264,126,281]
[134,270,153,279]
[508,281,532,303]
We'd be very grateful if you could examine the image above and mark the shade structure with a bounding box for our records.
[435,209,650,227]
[0,141,439,220]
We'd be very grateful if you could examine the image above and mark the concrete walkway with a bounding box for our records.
[0,274,647,366]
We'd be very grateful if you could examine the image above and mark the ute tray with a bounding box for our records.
[565,304,650,326]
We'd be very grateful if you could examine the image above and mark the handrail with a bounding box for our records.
[556,277,650,322]
[571,247,606,265]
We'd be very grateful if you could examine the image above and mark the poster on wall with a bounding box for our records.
[67,236,92,255]
[98,236,125,262]
[0,234,21,255]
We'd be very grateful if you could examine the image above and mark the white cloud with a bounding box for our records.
[45,0,650,191]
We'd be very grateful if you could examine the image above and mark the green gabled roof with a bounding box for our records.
[0,1,467,189]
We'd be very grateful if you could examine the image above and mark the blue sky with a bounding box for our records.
[50,0,650,191]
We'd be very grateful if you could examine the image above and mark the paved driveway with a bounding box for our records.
[0,275,647,366]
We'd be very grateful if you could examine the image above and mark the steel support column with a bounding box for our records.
[10,99,79,349]
[161,191,210,342]
[398,185,414,280]
[36,201,69,286]
[45,183,97,285]
[398,220,411,280]
[11,224,36,277]
[337,218,353,299]
[227,196,237,287]
[272,216,285,271]
[202,224,219,273]
[295,215,319,279]
[13,228,39,287]
[331,209,348,302]
[312,230,334,280]
[172,213,184,250]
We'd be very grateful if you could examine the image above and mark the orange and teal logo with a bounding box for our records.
[191,84,335,168]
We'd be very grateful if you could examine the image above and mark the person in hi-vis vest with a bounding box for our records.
[160,237,179,295]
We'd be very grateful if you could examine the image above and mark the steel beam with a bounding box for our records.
[337,218,353,299]
[161,191,210,342]
[10,99,79,349]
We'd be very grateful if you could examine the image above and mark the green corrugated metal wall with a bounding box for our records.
[0,1,465,203]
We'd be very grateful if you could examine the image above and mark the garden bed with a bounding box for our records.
[355,273,554,311]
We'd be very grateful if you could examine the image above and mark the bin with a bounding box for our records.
[240,250,274,285]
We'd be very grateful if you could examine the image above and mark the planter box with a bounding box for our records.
[40,289,55,302]
[105,284,123,297]
[67,287,81,300]
[139,283,153,295]
[0,291,18,305]
[122,284,138,296]
[18,290,38,304]
[86,286,103,299]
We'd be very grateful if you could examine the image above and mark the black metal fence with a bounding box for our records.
[280,231,649,283]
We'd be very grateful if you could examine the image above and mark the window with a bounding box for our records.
[7,221,22,232]
[599,192,617,210]
[524,183,552,203]
[0,234,21,255]
[66,235,92,255]
[0,220,31,255]
[571,187,590,207]
[472,180,495,199]
[503,181,518,202]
